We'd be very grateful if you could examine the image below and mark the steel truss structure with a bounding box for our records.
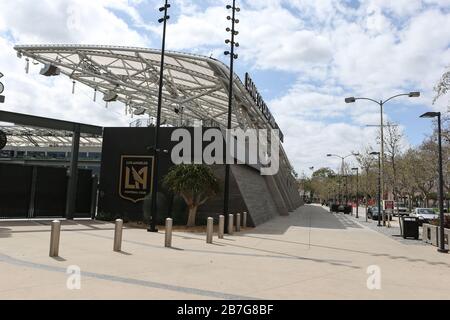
[0,125,102,147]
[14,44,296,178]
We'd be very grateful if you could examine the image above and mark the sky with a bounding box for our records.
[0,0,450,176]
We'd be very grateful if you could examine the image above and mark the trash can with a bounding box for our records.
[401,216,419,240]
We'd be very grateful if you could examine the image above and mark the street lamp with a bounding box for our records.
[327,153,360,205]
[420,111,448,253]
[223,1,240,233]
[148,0,171,233]
[352,167,359,218]
[345,92,420,221]
[370,151,382,227]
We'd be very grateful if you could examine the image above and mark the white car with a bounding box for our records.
[394,202,409,216]
[410,208,439,225]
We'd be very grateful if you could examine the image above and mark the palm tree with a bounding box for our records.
[164,164,220,227]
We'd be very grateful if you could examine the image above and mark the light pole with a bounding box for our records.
[420,112,448,254]
[346,92,420,223]
[370,151,382,227]
[223,1,240,233]
[352,167,359,218]
[327,153,359,205]
[148,0,171,233]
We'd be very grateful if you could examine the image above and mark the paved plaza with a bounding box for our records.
[0,205,449,300]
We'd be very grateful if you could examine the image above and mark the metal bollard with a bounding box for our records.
[49,220,61,257]
[113,219,123,252]
[243,212,248,228]
[206,217,214,244]
[218,215,225,239]
[165,218,173,248]
[236,213,241,232]
[228,214,234,235]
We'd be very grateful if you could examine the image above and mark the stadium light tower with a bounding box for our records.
[223,1,240,233]
[148,0,171,233]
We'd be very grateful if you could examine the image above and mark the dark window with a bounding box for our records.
[87,152,101,160]
[27,151,46,158]
[47,152,67,159]
[0,150,14,158]
[78,152,88,159]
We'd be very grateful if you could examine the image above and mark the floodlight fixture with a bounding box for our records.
[103,90,118,102]
[345,97,356,103]
[133,107,147,116]
[40,64,60,77]
[420,112,440,118]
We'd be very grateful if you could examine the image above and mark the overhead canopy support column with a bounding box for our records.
[65,124,80,220]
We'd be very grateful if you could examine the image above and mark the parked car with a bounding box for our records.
[368,206,393,221]
[368,206,381,220]
[410,208,439,226]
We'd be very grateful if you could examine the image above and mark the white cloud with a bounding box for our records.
[0,0,150,126]
[1,0,450,176]
[0,0,148,46]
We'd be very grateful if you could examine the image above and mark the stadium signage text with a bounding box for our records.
[244,72,283,142]
[0,72,5,103]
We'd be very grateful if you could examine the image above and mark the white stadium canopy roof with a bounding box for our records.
[14,44,275,133]
[13,44,294,173]
[0,125,102,148]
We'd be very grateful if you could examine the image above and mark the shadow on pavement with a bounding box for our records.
[0,228,12,238]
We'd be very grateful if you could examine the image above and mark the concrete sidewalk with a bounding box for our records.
[1,205,449,300]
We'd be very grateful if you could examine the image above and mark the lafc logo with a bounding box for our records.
[119,156,154,203]
[125,166,148,190]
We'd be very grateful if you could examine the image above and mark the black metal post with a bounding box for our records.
[356,168,359,218]
[148,0,170,233]
[223,1,239,233]
[377,153,382,227]
[352,168,359,218]
[366,168,369,222]
[437,113,448,253]
[344,174,348,206]
[66,124,80,220]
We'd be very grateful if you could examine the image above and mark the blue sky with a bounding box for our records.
[0,0,449,175]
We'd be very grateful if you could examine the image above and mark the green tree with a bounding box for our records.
[163,164,221,227]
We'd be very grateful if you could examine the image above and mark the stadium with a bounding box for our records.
[0,44,302,225]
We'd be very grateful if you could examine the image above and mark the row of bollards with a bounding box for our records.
[49,212,249,256]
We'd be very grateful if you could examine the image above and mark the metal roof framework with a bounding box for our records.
[0,125,102,147]
[14,44,271,131]
[13,44,295,174]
